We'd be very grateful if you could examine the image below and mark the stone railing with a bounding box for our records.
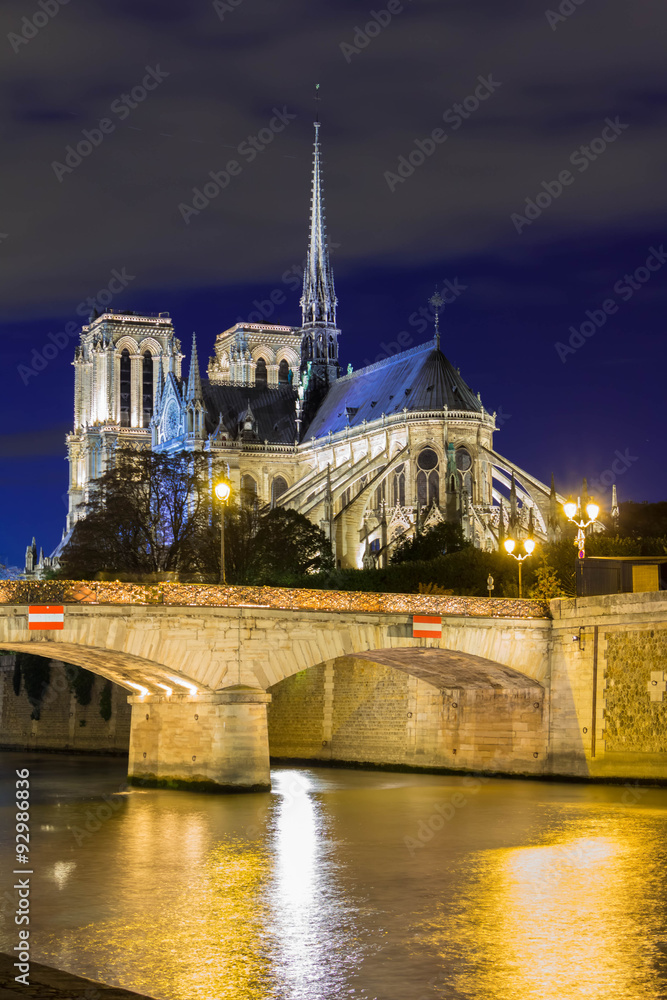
[0,580,549,619]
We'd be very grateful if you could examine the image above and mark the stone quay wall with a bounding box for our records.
[0,655,131,754]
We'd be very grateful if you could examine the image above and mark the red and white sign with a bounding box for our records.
[28,606,65,631]
[412,615,442,639]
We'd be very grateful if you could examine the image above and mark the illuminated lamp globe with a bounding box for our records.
[586,502,599,521]
[563,499,578,520]
[214,481,231,503]
[524,538,536,555]
[504,539,516,554]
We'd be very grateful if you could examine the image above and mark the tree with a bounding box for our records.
[529,559,567,600]
[390,521,466,565]
[247,508,333,582]
[59,450,215,579]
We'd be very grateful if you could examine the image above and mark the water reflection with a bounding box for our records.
[1,756,666,1000]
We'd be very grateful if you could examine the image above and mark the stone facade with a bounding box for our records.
[0,656,131,754]
[604,629,667,752]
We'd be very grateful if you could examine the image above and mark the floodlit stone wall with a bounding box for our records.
[0,656,131,753]
[604,628,667,752]
[268,655,547,775]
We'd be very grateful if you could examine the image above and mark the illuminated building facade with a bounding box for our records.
[30,117,561,574]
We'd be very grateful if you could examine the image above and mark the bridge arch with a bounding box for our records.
[266,645,547,777]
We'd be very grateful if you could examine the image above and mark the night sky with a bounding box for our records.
[1,0,665,570]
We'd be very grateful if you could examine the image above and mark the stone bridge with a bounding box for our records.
[1,582,666,788]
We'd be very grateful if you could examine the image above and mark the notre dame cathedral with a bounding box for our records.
[26,116,563,577]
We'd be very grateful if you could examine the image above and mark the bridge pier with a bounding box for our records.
[127,686,271,793]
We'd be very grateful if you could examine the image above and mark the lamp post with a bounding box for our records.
[214,480,231,585]
[563,496,600,560]
[503,537,536,599]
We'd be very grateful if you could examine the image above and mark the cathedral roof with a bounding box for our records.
[302,340,483,441]
[202,381,297,444]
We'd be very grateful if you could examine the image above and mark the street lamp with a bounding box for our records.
[503,537,536,599]
[563,496,600,559]
[214,480,231,585]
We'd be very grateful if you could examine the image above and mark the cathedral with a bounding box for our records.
[26,116,562,577]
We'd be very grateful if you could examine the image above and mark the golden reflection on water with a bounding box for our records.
[41,800,275,1000]
[451,829,664,1000]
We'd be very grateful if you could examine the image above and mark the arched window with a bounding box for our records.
[416,448,440,507]
[328,336,336,359]
[392,463,406,508]
[142,351,153,428]
[271,475,288,507]
[456,448,473,499]
[278,359,290,384]
[120,349,131,427]
[241,474,257,498]
[255,358,267,387]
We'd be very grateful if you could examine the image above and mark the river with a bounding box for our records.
[1,752,667,999]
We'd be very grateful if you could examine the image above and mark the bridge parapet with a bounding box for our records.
[0,580,549,620]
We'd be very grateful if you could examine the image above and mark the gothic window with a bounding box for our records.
[374,479,386,510]
[142,351,153,428]
[456,448,473,499]
[370,538,381,553]
[278,359,290,384]
[328,336,336,359]
[271,476,288,507]
[255,358,267,387]
[241,474,257,498]
[120,349,131,427]
[416,448,440,507]
[392,463,406,508]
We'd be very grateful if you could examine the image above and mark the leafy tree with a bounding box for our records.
[391,521,466,565]
[529,559,567,600]
[247,508,333,582]
[59,450,215,579]
[618,501,667,538]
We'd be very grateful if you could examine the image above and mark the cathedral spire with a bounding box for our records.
[186,332,203,403]
[300,89,338,330]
